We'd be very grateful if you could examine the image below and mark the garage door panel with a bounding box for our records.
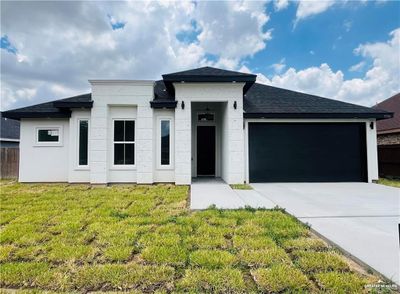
[248,123,367,182]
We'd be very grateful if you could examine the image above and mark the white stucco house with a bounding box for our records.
[2,67,392,184]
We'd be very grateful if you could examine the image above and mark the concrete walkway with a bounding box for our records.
[190,178,275,209]
[252,183,400,285]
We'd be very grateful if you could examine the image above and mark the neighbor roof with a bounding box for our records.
[2,93,92,120]
[374,93,400,133]
[243,83,392,120]
[0,113,20,140]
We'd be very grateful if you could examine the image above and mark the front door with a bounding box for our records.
[197,126,216,176]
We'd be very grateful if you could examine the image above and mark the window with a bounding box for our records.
[37,128,60,143]
[160,120,170,165]
[113,120,135,165]
[78,120,89,166]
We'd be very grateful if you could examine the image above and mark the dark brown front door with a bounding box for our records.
[197,126,216,176]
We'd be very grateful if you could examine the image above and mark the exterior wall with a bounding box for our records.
[89,81,154,184]
[244,118,379,183]
[174,83,245,184]
[377,132,400,145]
[68,109,91,183]
[153,109,175,182]
[19,118,69,182]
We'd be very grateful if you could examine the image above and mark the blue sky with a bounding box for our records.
[251,1,399,79]
[1,1,399,110]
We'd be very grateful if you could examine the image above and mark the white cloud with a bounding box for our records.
[271,58,286,73]
[257,28,400,106]
[349,61,366,72]
[1,1,271,110]
[274,0,289,11]
[295,0,336,23]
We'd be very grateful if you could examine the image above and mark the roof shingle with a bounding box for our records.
[374,93,400,133]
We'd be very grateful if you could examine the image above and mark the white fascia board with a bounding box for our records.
[88,80,155,86]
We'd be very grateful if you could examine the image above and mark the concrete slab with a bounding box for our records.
[251,183,400,285]
[190,178,275,209]
[190,178,245,209]
[234,189,276,209]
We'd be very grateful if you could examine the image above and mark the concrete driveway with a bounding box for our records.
[251,183,400,284]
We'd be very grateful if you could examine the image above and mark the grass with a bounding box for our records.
[252,264,311,292]
[377,178,400,188]
[230,183,253,190]
[0,181,388,293]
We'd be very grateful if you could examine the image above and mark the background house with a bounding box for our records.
[0,113,20,179]
[375,93,400,178]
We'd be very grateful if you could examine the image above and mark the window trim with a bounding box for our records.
[157,116,174,170]
[35,126,63,146]
[111,118,136,169]
[76,118,90,169]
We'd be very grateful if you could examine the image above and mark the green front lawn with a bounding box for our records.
[0,181,388,293]
[377,178,400,188]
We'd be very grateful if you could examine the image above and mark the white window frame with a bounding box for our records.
[111,118,136,169]
[76,118,90,169]
[35,126,63,146]
[157,117,174,170]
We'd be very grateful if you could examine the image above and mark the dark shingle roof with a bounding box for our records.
[0,113,20,140]
[2,93,92,120]
[244,83,392,120]
[151,80,177,109]
[162,66,256,86]
[163,66,256,78]
[374,93,400,132]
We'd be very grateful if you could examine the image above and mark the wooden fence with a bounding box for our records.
[378,144,400,178]
[0,148,19,179]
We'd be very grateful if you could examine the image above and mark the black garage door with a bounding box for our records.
[248,123,367,182]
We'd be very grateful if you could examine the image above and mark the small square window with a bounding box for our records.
[37,128,60,142]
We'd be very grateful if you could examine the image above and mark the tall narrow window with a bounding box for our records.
[114,120,135,165]
[160,120,170,165]
[78,120,88,166]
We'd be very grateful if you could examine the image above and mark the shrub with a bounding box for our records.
[177,268,246,293]
[252,264,310,292]
[315,272,367,293]
[189,250,236,268]
[239,248,290,267]
[294,251,349,273]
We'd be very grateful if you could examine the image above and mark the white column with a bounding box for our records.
[89,104,108,184]
[136,103,154,184]
[227,99,245,184]
[366,120,378,182]
[175,99,192,185]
